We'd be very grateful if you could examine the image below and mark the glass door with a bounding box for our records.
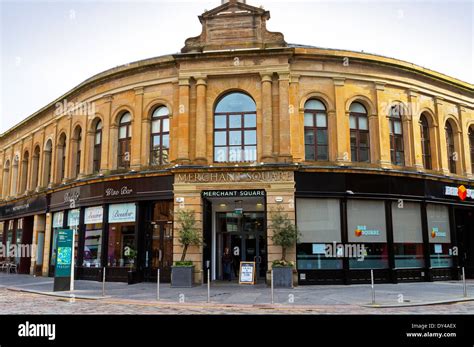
[148,222,173,282]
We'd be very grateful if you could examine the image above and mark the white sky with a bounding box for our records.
[1,0,473,134]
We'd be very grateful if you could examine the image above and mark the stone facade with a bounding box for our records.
[0,0,473,283]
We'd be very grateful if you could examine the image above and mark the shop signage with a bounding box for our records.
[445,185,473,201]
[431,227,446,238]
[63,190,80,203]
[177,171,293,184]
[105,186,134,197]
[84,206,103,224]
[53,229,74,292]
[0,195,48,220]
[109,203,136,223]
[202,190,266,198]
[354,226,380,237]
[239,261,256,285]
[67,209,80,227]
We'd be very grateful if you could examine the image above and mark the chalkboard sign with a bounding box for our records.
[239,261,256,285]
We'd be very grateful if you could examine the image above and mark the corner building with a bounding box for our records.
[1,0,473,285]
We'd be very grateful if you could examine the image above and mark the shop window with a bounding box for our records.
[50,211,64,269]
[419,114,432,170]
[150,106,170,166]
[93,120,102,173]
[388,105,404,166]
[67,209,80,263]
[107,203,136,268]
[118,112,132,169]
[214,92,257,163]
[304,99,328,161]
[349,102,370,163]
[347,200,388,269]
[296,199,342,270]
[445,121,456,174]
[427,204,452,268]
[83,206,104,268]
[391,201,424,268]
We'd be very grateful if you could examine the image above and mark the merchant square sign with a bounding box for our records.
[175,171,294,184]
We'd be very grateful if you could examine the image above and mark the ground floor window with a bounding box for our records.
[107,203,136,269]
[427,204,452,268]
[391,201,424,268]
[83,206,104,268]
[349,243,389,269]
[50,212,65,269]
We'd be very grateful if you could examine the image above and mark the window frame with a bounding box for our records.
[118,113,132,169]
[304,99,328,161]
[419,114,432,170]
[349,103,370,163]
[93,121,102,174]
[150,107,170,166]
[445,121,456,174]
[388,106,405,166]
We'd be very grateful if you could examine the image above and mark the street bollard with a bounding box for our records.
[463,267,467,298]
[371,269,375,305]
[102,267,106,297]
[271,269,274,305]
[207,269,210,303]
[157,269,160,301]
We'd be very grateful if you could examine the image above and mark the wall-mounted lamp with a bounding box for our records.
[275,197,284,203]
[176,197,185,203]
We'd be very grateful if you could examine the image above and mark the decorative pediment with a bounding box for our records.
[181,0,286,53]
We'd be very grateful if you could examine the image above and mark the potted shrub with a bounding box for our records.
[171,209,202,288]
[125,247,138,284]
[270,206,300,288]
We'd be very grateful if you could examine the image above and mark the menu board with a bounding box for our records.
[239,261,256,285]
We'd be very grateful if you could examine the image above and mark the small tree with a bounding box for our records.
[270,206,300,263]
[176,209,202,263]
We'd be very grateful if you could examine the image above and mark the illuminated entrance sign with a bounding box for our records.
[201,190,266,198]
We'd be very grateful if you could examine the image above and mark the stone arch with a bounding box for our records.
[345,95,376,116]
[299,91,334,112]
[111,106,134,127]
[144,98,173,120]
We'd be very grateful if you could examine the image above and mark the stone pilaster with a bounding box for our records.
[260,73,274,162]
[333,78,350,164]
[459,104,472,178]
[434,97,450,175]
[101,95,113,173]
[408,90,424,170]
[278,73,292,162]
[374,82,392,168]
[195,77,208,164]
[131,87,144,170]
[42,212,53,276]
[177,78,191,164]
[289,75,303,161]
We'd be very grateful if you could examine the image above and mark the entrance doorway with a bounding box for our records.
[216,212,267,280]
[143,201,173,282]
[455,208,474,278]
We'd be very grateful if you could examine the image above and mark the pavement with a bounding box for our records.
[0,273,473,314]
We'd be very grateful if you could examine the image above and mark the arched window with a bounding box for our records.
[349,102,369,162]
[214,92,257,162]
[469,125,474,174]
[388,105,404,166]
[57,133,67,182]
[304,99,328,161]
[31,146,40,190]
[150,106,170,165]
[20,151,29,193]
[445,121,456,174]
[93,120,102,173]
[72,126,82,178]
[43,140,52,187]
[11,155,19,196]
[419,114,432,170]
[2,160,10,198]
[118,112,132,169]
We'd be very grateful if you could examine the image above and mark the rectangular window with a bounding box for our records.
[392,201,424,268]
[108,204,136,269]
[296,199,342,270]
[83,206,103,268]
[347,200,388,269]
[427,204,452,268]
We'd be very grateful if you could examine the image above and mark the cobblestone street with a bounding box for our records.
[0,274,473,314]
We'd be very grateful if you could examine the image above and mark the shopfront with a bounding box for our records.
[295,171,474,285]
[48,175,173,282]
[0,195,47,274]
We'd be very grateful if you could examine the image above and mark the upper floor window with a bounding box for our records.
[304,99,328,161]
[214,92,257,162]
[73,127,82,178]
[57,133,67,182]
[388,105,404,166]
[118,112,132,169]
[419,114,432,170]
[349,102,370,163]
[93,120,102,173]
[445,121,456,174]
[150,106,170,166]
[469,125,474,174]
